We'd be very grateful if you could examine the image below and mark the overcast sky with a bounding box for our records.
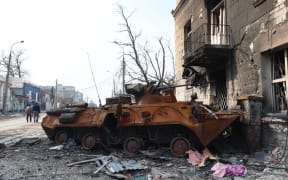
[0,0,175,104]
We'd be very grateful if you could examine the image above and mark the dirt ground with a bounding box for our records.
[0,116,288,180]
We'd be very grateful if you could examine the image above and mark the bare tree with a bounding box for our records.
[0,49,27,78]
[113,4,175,86]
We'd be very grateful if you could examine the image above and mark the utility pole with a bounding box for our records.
[122,56,126,94]
[2,40,24,113]
[107,70,116,97]
[55,79,58,109]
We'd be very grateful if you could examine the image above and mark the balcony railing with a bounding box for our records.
[184,23,231,58]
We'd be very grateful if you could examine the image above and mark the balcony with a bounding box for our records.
[184,23,232,67]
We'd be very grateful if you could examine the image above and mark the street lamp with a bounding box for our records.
[2,40,24,113]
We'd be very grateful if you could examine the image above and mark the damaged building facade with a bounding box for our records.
[173,0,288,151]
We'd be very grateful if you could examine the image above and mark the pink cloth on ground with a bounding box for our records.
[211,162,247,178]
[186,149,213,166]
[186,150,203,166]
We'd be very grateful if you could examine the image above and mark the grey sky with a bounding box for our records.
[0,0,175,104]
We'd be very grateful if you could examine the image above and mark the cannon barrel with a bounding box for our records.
[153,83,192,91]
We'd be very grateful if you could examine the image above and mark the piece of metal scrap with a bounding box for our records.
[93,157,113,175]
[106,159,144,173]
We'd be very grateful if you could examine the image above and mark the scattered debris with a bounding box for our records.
[65,138,76,149]
[166,163,173,167]
[13,138,41,147]
[263,167,273,173]
[0,143,6,150]
[272,147,280,156]
[121,160,145,171]
[130,173,152,180]
[104,171,128,179]
[1,125,287,180]
[105,161,123,174]
[49,144,64,151]
[106,159,144,173]
[67,156,102,167]
[93,157,113,175]
[154,172,178,179]
[252,151,266,163]
[77,154,101,157]
[140,149,171,161]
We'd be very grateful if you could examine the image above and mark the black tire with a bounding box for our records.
[170,137,190,157]
[81,133,97,150]
[54,129,69,144]
[123,137,142,154]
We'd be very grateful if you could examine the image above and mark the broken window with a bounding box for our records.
[272,49,288,111]
[184,19,192,37]
[210,0,228,45]
[184,19,192,56]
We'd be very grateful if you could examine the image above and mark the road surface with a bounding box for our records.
[0,113,46,147]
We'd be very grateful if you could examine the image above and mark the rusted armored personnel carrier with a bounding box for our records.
[42,83,240,156]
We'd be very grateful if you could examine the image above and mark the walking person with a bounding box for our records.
[32,102,40,123]
[25,105,32,123]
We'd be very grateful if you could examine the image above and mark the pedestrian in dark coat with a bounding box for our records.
[32,103,40,123]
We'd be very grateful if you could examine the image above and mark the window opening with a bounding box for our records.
[210,1,227,45]
[184,20,192,56]
[272,49,288,112]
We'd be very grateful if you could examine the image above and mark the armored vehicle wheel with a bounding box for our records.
[170,137,190,157]
[81,133,97,150]
[55,130,69,144]
[123,137,142,154]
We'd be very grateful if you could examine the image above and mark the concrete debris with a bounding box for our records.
[140,149,171,161]
[253,151,266,163]
[272,147,280,156]
[263,167,273,173]
[48,139,76,151]
[49,144,64,151]
[13,138,41,147]
[104,171,128,179]
[166,163,173,167]
[153,172,178,179]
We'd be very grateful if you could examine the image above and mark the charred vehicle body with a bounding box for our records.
[41,83,241,156]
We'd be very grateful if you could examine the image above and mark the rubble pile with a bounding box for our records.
[0,137,288,180]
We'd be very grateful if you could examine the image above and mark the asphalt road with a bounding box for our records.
[0,113,46,147]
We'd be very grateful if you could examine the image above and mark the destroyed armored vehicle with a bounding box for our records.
[42,83,240,156]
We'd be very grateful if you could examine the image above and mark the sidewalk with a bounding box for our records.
[0,113,25,120]
[0,112,47,120]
